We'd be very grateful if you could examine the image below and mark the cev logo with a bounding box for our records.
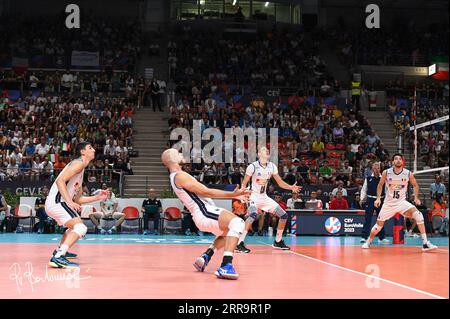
[325,217,341,234]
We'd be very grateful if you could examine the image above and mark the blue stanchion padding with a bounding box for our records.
[232,94,242,102]
[223,184,238,192]
[8,90,21,101]
[324,96,336,105]
[306,96,316,105]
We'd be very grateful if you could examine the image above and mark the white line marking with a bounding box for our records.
[257,241,446,299]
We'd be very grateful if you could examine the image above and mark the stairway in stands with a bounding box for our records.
[319,41,351,87]
[137,33,169,80]
[124,109,170,196]
[124,31,171,196]
[362,109,435,205]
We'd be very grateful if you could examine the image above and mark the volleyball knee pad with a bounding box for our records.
[72,223,87,238]
[412,210,424,224]
[228,217,245,238]
[274,206,288,220]
[247,202,258,221]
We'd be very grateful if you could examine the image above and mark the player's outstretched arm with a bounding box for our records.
[175,171,250,200]
[273,174,301,193]
[75,190,110,205]
[409,173,421,206]
[375,170,387,208]
[241,174,251,189]
[241,164,255,189]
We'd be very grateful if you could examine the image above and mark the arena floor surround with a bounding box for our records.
[0,234,448,299]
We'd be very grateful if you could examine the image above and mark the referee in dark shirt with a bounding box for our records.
[141,188,162,235]
[36,186,51,234]
[360,162,389,244]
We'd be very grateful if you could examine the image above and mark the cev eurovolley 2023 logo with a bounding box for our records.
[325,217,342,234]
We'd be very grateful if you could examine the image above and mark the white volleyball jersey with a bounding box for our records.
[384,167,411,204]
[245,161,278,195]
[169,171,216,213]
[48,159,85,203]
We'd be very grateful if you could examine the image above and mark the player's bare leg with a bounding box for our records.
[109,212,125,234]
[257,212,265,234]
[59,218,85,249]
[89,212,106,233]
[405,217,418,237]
[54,228,79,260]
[403,208,437,251]
[194,236,225,271]
[236,202,258,253]
[271,206,291,250]
[194,210,245,279]
[50,217,87,268]
[362,220,385,248]
[59,228,70,245]
[276,218,287,238]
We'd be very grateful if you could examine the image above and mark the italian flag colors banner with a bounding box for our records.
[12,53,29,75]
[60,143,70,152]
[48,154,58,163]
[431,55,449,81]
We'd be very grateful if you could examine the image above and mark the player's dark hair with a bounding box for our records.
[76,141,92,157]
[392,153,403,161]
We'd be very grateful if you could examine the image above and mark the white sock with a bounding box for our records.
[238,230,248,244]
[224,251,233,257]
[111,226,116,230]
[421,233,428,244]
[208,244,217,252]
[276,229,283,242]
[55,244,69,258]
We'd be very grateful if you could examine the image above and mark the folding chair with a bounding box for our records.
[161,207,182,234]
[14,204,34,233]
[121,206,141,234]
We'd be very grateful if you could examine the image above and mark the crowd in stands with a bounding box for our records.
[0,70,137,183]
[169,24,337,91]
[0,69,147,95]
[1,68,169,112]
[166,80,396,215]
[330,22,449,67]
[168,78,391,185]
[385,81,449,176]
[429,175,448,236]
[0,14,142,71]
[1,17,448,237]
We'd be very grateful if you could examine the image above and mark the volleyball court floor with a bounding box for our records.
[0,234,448,299]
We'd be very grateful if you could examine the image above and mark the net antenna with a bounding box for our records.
[409,85,449,176]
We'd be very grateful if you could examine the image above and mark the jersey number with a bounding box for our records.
[393,190,400,199]
[260,185,266,194]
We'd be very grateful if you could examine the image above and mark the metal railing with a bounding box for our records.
[0,52,137,71]
[0,78,133,95]
[356,52,429,67]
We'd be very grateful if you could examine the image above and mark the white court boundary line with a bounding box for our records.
[258,241,446,299]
